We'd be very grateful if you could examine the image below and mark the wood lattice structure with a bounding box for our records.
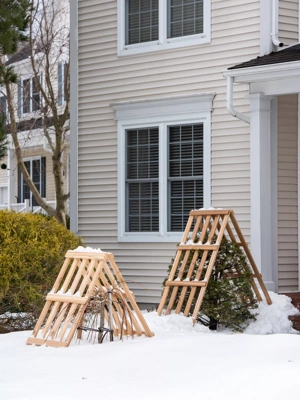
[27,250,154,347]
[158,209,272,322]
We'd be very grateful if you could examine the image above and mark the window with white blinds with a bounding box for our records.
[126,127,159,232]
[113,93,213,242]
[168,0,203,39]
[168,124,203,231]
[119,0,210,55]
[125,0,159,45]
[125,124,204,233]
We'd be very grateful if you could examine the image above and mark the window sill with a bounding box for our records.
[118,232,183,243]
[118,35,211,57]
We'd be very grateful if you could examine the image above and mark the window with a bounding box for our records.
[18,76,41,117]
[118,0,210,55]
[0,95,6,116]
[168,0,203,39]
[0,185,8,205]
[18,157,46,207]
[58,62,69,105]
[112,93,214,242]
[126,127,159,231]
[168,123,203,231]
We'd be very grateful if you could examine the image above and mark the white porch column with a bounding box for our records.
[249,93,275,291]
[7,149,16,210]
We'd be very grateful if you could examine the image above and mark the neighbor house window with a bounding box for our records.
[112,93,213,242]
[118,0,210,55]
[58,62,69,105]
[18,76,41,116]
[0,185,8,205]
[0,95,6,118]
[18,157,46,207]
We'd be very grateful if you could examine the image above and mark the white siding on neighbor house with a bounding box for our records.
[279,0,299,46]
[77,0,260,304]
[277,95,298,293]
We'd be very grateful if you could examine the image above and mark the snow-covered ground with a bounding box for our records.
[0,292,299,400]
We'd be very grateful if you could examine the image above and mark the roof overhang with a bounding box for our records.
[223,60,300,96]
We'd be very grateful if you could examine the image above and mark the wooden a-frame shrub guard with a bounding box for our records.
[27,250,154,348]
[157,209,272,322]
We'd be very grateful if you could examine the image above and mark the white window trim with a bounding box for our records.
[112,93,215,242]
[117,0,211,57]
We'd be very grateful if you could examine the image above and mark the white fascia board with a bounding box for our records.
[250,77,300,96]
[223,61,300,84]
[111,93,216,120]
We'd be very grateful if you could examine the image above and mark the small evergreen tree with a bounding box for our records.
[163,237,258,332]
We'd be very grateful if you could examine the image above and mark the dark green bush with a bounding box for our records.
[163,237,258,332]
[0,210,83,332]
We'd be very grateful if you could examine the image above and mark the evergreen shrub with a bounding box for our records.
[0,210,83,332]
[163,237,258,332]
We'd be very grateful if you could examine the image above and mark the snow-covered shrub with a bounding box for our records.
[0,210,83,332]
[163,237,258,331]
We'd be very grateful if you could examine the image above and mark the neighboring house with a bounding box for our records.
[70,0,300,306]
[0,7,70,213]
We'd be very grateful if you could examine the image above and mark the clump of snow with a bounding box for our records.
[185,239,194,245]
[143,292,299,336]
[244,291,299,334]
[197,207,223,210]
[70,246,105,253]
[144,312,210,336]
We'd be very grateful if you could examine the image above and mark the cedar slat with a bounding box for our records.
[165,281,207,287]
[46,294,89,305]
[178,245,219,251]
[190,210,230,216]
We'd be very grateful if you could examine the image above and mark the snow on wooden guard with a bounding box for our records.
[157,209,272,322]
[27,250,154,347]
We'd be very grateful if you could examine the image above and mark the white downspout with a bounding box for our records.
[226,76,250,124]
[272,0,283,47]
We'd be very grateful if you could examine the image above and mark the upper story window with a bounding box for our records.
[0,95,7,120]
[58,62,69,105]
[118,0,211,56]
[18,76,41,117]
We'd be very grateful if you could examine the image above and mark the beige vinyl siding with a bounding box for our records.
[279,0,299,46]
[77,0,260,304]
[277,95,298,293]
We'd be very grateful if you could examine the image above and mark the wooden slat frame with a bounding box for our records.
[27,251,154,347]
[157,209,272,322]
